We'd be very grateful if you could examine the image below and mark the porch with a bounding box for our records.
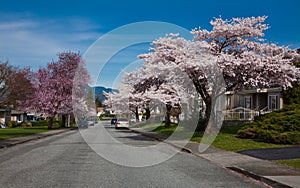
[224,87,283,120]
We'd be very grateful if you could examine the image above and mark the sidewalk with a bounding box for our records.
[130,127,300,188]
[0,127,77,149]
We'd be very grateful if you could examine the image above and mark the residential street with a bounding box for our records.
[0,121,266,188]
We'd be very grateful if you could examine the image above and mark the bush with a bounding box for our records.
[53,119,61,127]
[102,114,115,118]
[237,104,300,145]
[20,121,32,127]
[7,121,18,128]
[237,128,257,139]
[31,120,48,127]
[281,132,300,144]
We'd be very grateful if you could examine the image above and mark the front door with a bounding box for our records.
[244,96,252,109]
[268,94,279,110]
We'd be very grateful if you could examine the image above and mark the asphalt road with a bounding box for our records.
[0,121,266,188]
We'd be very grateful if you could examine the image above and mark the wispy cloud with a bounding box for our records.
[0,13,101,69]
[0,20,36,30]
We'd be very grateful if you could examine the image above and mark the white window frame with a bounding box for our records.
[226,95,232,108]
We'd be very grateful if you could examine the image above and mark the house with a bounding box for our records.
[11,110,27,124]
[96,107,104,116]
[224,87,283,120]
[0,107,11,124]
[26,112,46,122]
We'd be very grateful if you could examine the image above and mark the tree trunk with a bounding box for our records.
[61,114,66,128]
[145,108,151,120]
[203,102,211,130]
[165,104,172,127]
[48,117,54,129]
[135,107,139,121]
[199,97,219,134]
[197,98,211,132]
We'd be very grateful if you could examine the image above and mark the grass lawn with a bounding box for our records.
[275,158,300,169]
[0,120,62,140]
[209,125,288,151]
[141,123,290,152]
[0,127,50,139]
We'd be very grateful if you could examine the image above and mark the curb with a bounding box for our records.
[227,166,293,188]
[0,127,77,149]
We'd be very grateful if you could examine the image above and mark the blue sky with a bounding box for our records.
[0,0,299,87]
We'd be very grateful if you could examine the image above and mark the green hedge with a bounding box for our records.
[31,119,61,127]
[31,120,49,127]
[237,104,300,144]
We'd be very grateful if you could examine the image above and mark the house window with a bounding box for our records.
[268,94,279,110]
[244,96,252,109]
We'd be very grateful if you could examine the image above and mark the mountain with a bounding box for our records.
[93,86,118,103]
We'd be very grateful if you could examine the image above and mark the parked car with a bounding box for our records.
[111,118,117,125]
[0,122,8,128]
[130,118,137,122]
[115,118,129,129]
[77,120,89,128]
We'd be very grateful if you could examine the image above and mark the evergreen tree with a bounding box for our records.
[283,49,300,105]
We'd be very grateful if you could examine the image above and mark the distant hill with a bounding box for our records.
[93,86,118,103]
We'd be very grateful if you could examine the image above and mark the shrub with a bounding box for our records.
[32,120,48,127]
[238,104,300,145]
[281,132,300,144]
[53,120,61,127]
[20,121,32,127]
[237,128,258,139]
[7,121,18,128]
[102,114,115,118]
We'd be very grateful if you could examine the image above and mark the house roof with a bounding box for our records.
[97,107,104,112]
[0,106,12,112]
[236,87,282,95]
[11,110,26,115]
[225,87,283,95]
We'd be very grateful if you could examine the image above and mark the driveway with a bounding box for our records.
[238,146,300,160]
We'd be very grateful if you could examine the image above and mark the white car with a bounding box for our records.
[115,118,129,129]
[0,122,8,128]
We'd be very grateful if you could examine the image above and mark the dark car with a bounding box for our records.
[77,120,89,128]
[86,116,99,126]
[111,118,117,125]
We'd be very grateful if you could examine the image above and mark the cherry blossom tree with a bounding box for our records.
[85,87,97,116]
[124,61,197,127]
[72,61,91,123]
[27,52,90,129]
[104,61,198,128]
[139,16,299,131]
[103,82,138,118]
